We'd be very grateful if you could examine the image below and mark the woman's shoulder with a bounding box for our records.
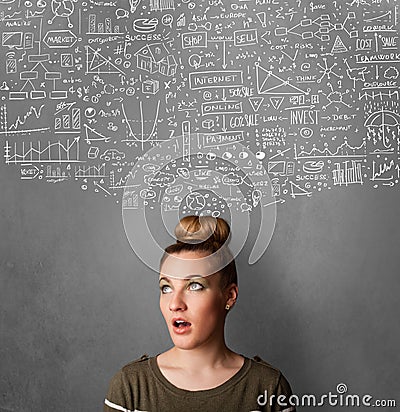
[248,354,281,374]
[107,354,155,390]
[247,354,294,395]
[119,353,153,374]
[104,355,156,412]
[123,353,152,366]
[107,354,153,382]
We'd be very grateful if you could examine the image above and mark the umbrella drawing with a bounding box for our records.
[364,108,400,149]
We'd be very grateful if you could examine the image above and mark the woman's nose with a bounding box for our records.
[169,291,187,312]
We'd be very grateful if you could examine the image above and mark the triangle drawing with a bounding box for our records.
[331,35,348,54]
[270,96,284,110]
[84,124,111,143]
[255,63,306,95]
[85,46,125,75]
[290,181,312,198]
[249,97,264,112]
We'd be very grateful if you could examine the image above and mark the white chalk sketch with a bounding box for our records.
[0,0,399,215]
[48,0,78,28]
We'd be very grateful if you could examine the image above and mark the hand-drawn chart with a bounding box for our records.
[1,0,399,211]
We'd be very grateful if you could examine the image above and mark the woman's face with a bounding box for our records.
[159,251,233,351]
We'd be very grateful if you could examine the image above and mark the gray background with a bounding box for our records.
[1,166,399,411]
[1,0,400,410]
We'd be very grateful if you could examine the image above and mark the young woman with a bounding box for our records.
[104,216,296,412]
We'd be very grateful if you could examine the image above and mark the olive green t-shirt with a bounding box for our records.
[104,354,296,412]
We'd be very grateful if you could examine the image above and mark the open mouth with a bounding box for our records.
[174,320,191,328]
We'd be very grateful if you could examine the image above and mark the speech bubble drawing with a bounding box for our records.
[122,133,276,277]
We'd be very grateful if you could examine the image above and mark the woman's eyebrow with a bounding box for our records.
[158,275,204,283]
[159,276,170,283]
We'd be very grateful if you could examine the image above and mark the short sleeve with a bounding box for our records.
[103,369,134,412]
[271,373,296,412]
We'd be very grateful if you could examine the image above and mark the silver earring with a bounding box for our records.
[225,304,230,311]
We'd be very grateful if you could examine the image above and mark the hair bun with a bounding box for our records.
[175,215,230,246]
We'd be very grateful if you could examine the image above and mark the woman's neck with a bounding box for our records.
[162,343,241,373]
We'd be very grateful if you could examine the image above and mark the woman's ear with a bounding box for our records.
[225,283,238,308]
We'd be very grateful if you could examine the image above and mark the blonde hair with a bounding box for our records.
[160,215,237,289]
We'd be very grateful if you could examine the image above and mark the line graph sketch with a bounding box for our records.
[0,0,399,198]
[4,137,80,164]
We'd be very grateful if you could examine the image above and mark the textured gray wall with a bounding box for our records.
[1,0,400,410]
[1,162,399,411]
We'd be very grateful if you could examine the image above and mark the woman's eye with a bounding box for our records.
[189,282,204,291]
[160,285,172,294]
